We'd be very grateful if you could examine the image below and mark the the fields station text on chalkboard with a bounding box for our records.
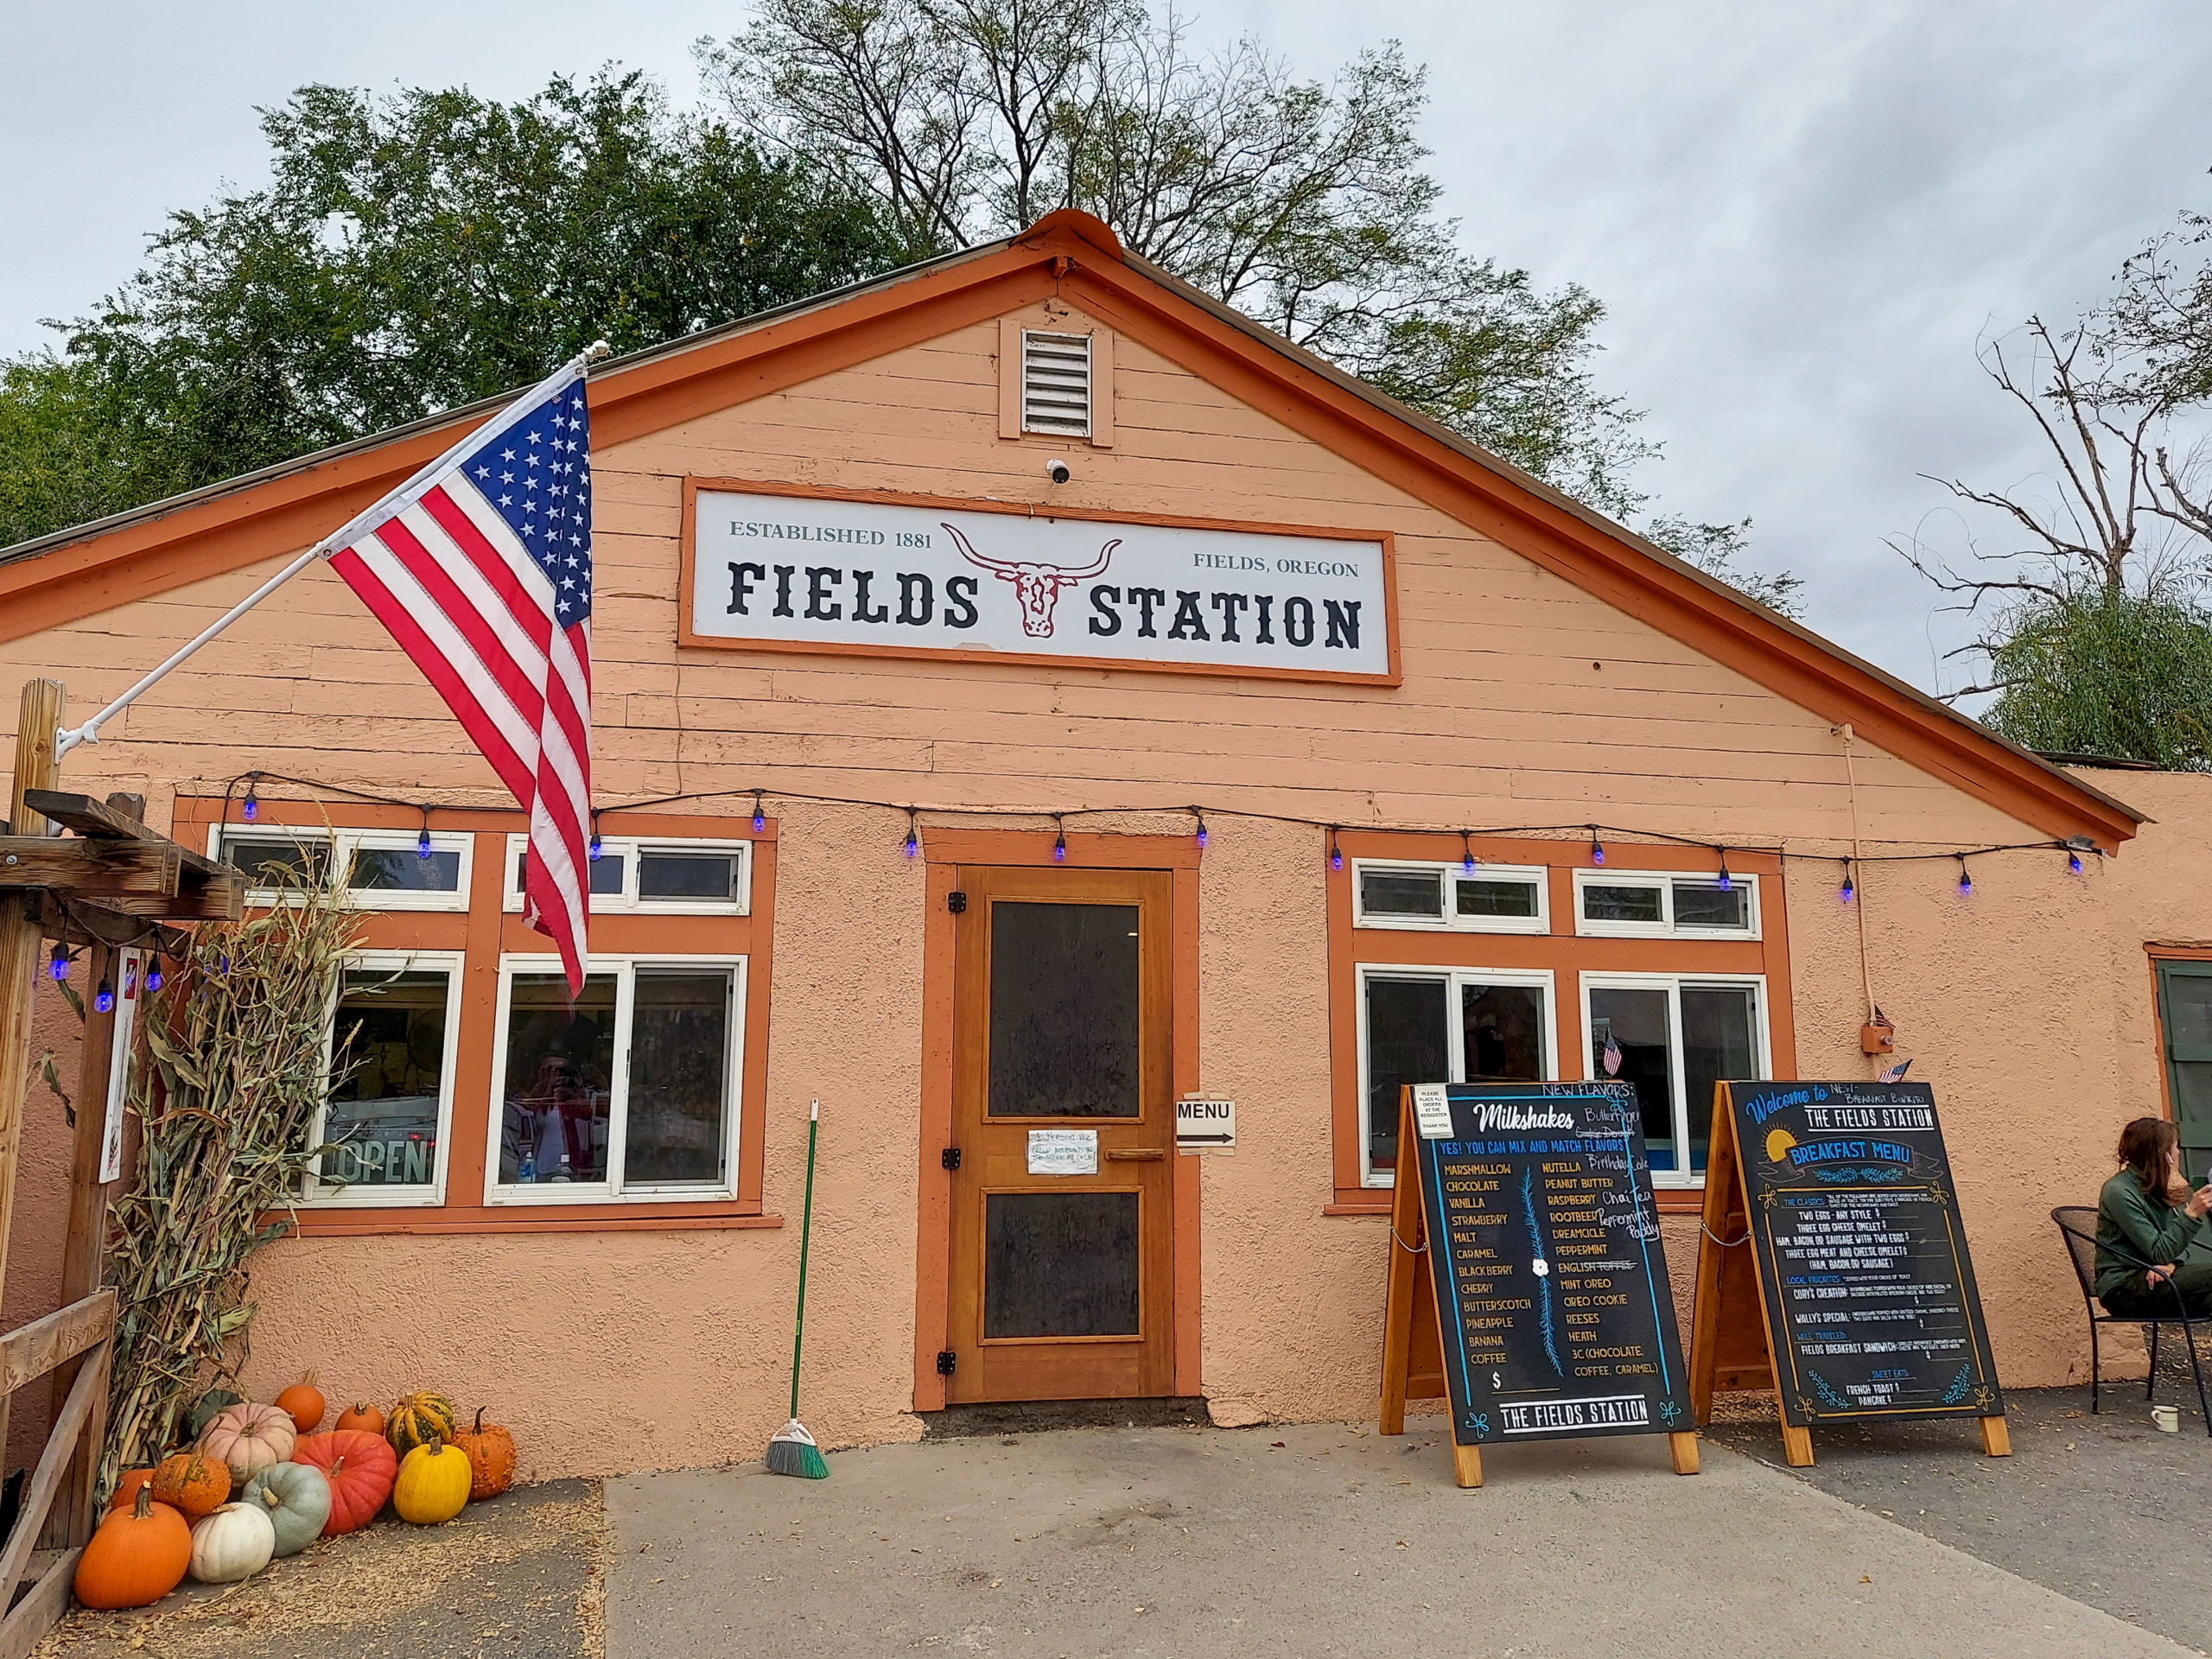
[1409,1082,1692,1449]
[1723,1080,2002,1427]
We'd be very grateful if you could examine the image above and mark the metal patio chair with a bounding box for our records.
[2052,1205,2212,1433]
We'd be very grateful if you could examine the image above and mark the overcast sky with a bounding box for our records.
[4,1,2207,692]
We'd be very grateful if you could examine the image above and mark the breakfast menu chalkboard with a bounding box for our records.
[1721,1080,2002,1427]
[1402,1081,1693,1452]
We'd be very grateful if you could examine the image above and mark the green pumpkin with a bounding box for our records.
[187,1387,245,1441]
[385,1392,458,1457]
[242,1461,331,1557]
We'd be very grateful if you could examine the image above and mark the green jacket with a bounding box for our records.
[2094,1168,2209,1300]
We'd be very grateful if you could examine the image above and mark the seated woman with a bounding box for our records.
[2097,1116,2212,1317]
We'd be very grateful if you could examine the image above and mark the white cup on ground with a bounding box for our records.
[2152,1404,2181,1433]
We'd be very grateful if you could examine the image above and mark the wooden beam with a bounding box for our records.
[78,875,244,922]
[0,1338,106,1624]
[0,679,67,1471]
[0,1548,81,1659]
[30,897,191,957]
[0,837,181,899]
[22,789,228,879]
[0,1292,115,1395]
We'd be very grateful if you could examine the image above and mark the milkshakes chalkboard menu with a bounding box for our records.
[1380,1082,1699,1488]
[1688,1080,2009,1467]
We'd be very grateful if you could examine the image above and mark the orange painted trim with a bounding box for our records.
[173,795,779,1236]
[675,475,1402,687]
[2143,944,2212,1127]
[1323,829,1799,1205]
[6,211,2133,846]
[909,828,1202,1407]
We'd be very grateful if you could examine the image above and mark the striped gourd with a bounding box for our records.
[385,1392,458,1458]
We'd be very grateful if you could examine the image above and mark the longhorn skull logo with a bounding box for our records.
[943,523,1119,639]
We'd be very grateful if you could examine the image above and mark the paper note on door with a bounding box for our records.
[1027,1130,1100,1175]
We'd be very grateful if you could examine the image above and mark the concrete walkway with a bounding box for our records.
[604,1421,2202,1659]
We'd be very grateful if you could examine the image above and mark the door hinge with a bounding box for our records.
[941,1147,962,1171]
[937,1350,957,1376]
[947,889,968,913]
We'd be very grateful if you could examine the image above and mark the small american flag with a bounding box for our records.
[1878,1058,1912,1084]
[327,365,596,990]
[1601,1032,1624,1077]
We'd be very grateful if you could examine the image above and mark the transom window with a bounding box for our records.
[216,826,472,912]
[1582,975,1767,1185]
[1573,869,1758,939]
[1351,861,1548,934]
[503,835,751,915]
[1356,966,1556,1185]
[486,956,745,1203]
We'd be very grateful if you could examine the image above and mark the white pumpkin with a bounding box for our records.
[242,1461,331,1557]
[188,1501,276,1583]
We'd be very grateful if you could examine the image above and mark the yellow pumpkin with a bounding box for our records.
[391,1435,471,1525]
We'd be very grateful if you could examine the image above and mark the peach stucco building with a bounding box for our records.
[3,210,2207,1479]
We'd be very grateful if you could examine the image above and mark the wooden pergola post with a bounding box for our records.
[0,680,64,1468]
[0,680,243,1645]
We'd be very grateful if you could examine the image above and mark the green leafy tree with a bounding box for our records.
[1982,584,2212,769]
[0,70,914,548]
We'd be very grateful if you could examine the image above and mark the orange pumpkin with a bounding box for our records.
[74,1485,192,1609]
[106,1466,158,1513]
[273,1374,327,1434]
[334,1402,385,1436]
[151,1452,229,1520]
[452,1407,517,1501]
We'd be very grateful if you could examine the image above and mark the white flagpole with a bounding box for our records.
[54,340,611,759]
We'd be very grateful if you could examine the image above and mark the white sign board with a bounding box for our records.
[684,487,1395,683]
[1413,1083,1454,1140]
[1175,1097,1236,1152]
[1027,1129,1099,1176]
[100,948,144,1184]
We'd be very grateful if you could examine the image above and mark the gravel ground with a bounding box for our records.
[33,1478,604,1659]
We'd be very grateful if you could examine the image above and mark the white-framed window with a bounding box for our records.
[212,825,473,912]
[1572,868,1758,940]
[1580,972,1769,1186]
[1351,860,1549,935]
[307,950,466,1207]
[1355,964,1557,1187]
[501,835,752,916]
[484,954,746,1205]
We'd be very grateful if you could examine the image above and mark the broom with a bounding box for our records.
[766,1097,830,1478]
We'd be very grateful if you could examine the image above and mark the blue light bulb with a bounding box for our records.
[1591,841,1605,867]
[588,833,602,861]
[416,828,433,860]
[2069,851,2083,874]
[48,947,68,982]
[1840,874,1855,904]
[95,981,115,1014]
[145,962,164,992]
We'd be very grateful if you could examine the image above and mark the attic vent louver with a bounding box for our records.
[1020,330,1092,437]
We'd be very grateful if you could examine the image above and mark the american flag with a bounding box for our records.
[327,365,596,991]
[1601,1031,1624,1077]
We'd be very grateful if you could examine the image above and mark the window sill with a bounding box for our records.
[275,1206,782,1237]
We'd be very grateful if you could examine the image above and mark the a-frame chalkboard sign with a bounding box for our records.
[1380,1082,1699,1488]
[1688,1080,2010,1467]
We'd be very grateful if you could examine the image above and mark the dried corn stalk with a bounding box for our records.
[98,870,358,1495]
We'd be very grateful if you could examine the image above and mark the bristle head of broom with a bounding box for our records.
[766,1418,830,1478]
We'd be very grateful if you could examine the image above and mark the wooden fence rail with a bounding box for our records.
[0,1288,115,1659]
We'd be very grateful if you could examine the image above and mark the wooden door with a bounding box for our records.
[944,865,1175,1402]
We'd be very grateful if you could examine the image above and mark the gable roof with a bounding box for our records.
[0,209,2139,848]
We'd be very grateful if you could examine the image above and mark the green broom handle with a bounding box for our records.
[791,1099,820,1421]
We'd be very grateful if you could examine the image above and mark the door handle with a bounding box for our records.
[1105,1148,1166,1161]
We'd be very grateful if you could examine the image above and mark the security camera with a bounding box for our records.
[1046,458,1071,485]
